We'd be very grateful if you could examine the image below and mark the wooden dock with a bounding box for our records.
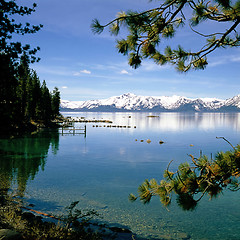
[61,126,86,137]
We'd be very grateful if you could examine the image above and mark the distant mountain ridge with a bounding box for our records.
[60,93,240,112]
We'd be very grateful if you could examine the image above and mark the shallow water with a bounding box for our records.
[1,112,240,239]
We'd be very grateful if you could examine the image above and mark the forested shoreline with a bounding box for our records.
[0,0,60,135]
[0,54,60,134]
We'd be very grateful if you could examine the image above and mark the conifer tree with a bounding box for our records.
[129,138,240,210]
[0,54,18,126]
[0,0,42,130]
[40,80,53,123]
[0,0,43,64]
[92,2,240,208]
[26,72,34,120]
[31,71,42,120]
[17,55,31,120]
[92,0,240,71]
[51,87,61,118]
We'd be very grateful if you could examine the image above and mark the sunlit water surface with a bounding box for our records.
[1,112,240,239]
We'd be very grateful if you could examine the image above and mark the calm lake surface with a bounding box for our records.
[1,112,240,239]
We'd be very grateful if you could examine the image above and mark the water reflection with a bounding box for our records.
[64,112,240,132]
[1,113,240,240]
[0,130,59,196]
[142,113,240,131]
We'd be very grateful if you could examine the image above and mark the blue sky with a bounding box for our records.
[16,0,240,101]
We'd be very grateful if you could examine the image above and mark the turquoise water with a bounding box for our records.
[1,112,240,239]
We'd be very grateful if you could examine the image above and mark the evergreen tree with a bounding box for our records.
[92,2,240,208]
[0,54,18,127]
[51,87,61,118]
[1,1,60,130]
[25,72,35,121]
[92,0,240,71]
[16,55,31,121]
[31,71,42,120]
[129,138,240,210]
[0,0,42,130]
[0,0,43,64]
[40,80,53,123]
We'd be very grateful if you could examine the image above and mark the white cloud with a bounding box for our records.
[62,86,68,89]
[81,69,91,74]
[73,72,80,76]
[208,53,240,67]
[141,61,169,71]
[120,69,129,75]
[73,70,91,76]
[232,56,240,62]
[208,59,227,67]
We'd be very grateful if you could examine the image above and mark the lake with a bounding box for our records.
[1,112,240,239]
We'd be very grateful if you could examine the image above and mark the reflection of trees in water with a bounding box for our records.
[0,129,59,196]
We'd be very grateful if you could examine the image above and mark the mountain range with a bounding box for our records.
[60,93,240,112]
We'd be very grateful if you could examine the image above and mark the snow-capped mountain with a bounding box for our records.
[60,93,240,112]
